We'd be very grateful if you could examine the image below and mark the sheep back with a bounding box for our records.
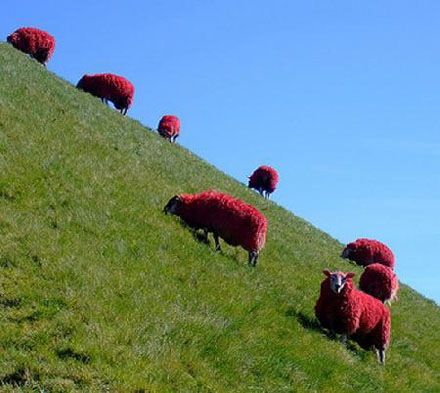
[341,238,395,269]
[158,115,180,139]
[76,73,134,110]
[7,27,55,64]
[248,165,279,194]
[359,263,399,303]
[177,191,267,252]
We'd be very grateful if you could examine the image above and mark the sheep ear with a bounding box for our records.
[323,269,331,277]
[346,272,355,279]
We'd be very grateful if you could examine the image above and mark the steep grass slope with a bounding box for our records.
[0,43,439,392]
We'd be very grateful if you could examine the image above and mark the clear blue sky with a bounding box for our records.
[3,1,439,303]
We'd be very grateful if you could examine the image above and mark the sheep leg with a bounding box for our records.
[248,251,259,267]
[258,187,264,196]
[340,334,348,345]
[193,228,209,244]
[377,349,386,365]
[172,135,178,143]
[213,233,221,251]
[203,229,209,243]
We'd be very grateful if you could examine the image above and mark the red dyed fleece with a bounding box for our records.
[176,191,267,253]
[7,27,55,64]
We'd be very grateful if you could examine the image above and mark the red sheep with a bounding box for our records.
[7,27,55,65]
[341,238,395,269]
[158,115,180,142]
[163,190,268,266]
[359,263,399,304]
[76,73,134,115]
[248,165,279,199]
[315,270,391,364]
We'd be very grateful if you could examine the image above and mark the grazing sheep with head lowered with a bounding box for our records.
[315,269,391,364]
[341,238,395,269]
[7,27,55,65]
[248,165,279,199]
[76,73,134,115]
[359,263,399,304]
[158,115,180,142]
[163,190,267,266]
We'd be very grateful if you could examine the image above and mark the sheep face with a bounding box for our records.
[341,247,352,259]
[323,270,355,294]
[76,77,85,90]
[6,33,20,45]
[163,195,181,215]
[76,75,92,90]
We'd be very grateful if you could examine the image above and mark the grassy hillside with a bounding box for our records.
[0,43,439,392]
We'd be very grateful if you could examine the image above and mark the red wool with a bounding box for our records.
[165,191,267,264]
[248,165,279,197]
[177,191,267,252]
[359,263,399,303]
[76,73,134,115]
[158,115,180,142]
[341,238,395,269]
[315,271,391,357]
[7,27,55,65]
[315,272,391,350]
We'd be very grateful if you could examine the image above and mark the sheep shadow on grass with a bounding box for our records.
[174,220,209,246]
[286,308,367,360]
[286,308,330,336]
[191,230,243,265]
[173,220,251,266]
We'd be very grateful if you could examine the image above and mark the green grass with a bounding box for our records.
[0,42,439,392]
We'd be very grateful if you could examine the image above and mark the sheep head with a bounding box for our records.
[323,270,355,294]
[340,246,353,259]
[163,195,182,215]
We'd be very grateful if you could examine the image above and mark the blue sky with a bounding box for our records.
[3,1,439,303]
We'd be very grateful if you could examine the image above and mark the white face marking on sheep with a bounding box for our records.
[330,273,347,294]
